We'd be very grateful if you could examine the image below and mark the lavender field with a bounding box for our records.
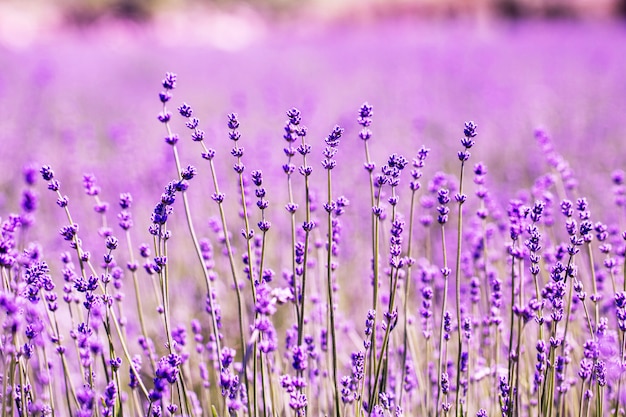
[2,15,626,417]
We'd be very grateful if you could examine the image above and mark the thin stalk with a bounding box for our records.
[368,265,403,409]
[326,169,341,417]
[234,149,258,416]
[125,230,156,372]
[7,352,16,417]
[363,139,379,400]
[156,227,174,353]
[296,138,313,348]
[475,195,497,417]
[369,212,381,397]
[283,138,301,328]
[585,242,599,328]
[260,352,269,417]
[356,344,372,417]
[493,324,500,417]
[514,255,525,417]
[41,345,56,417]
[615,370,623,417]
[169,119,240,404]
[436,225,450,415]
[158,227,194,416]
[507,244,517,400]
[454,159,466,416]
[513,321,523,417]
[399,187,418,407]
[533,268,544,343]
[191,127,247,370]
[576,380,586,417]
[381,184,400,398]
[560,255,578,343]
[597,382,603,417]
[236,164,257,303]
[365,181,386,404]
[210,150,247,321]
[544,323,557,417]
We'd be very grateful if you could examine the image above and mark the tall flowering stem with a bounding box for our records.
[282,108,304,325]
[322,125,344,417]
[226,112,259,413]
[159,75,226,414]
[369,209,407,410]
[453,121,477,416]
[504,200,529,417]
[251,170,270,285]
[357,102,381,395]
[296,114,313,349]
[526,201,546,339]
[555,199,597,416]
[227,113,258,303]
[251,169,274,415]
[176,98,243,407]
[435,187,451,415]
[156,79,179,357]
[373,153,408,406]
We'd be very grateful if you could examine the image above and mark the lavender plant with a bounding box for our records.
[2,67,626,417]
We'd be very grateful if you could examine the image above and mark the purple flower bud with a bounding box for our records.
[40,165,54,181]
[162,72,177,90]
[191,129,205,141]
[119,193,132,209]
[463,121,477,138]
[159,91,172,103]
[227,113,240,130]
[158,112,172,124]
[164,134,178,145]
[105,236,118,250]
[181,165,197,180]
[178,103,193,118]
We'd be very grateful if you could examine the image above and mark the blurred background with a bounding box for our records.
[0,0,625,43]
[3,0,626,22]
[1,0,626,272]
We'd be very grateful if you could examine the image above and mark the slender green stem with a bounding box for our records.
[585,242,599,328]
[399,188,418,407]
[297,136,313,347]
[326,169,341,417]
[507,244,517,403]
[436,225,450,416]
[380,185,400,398]
[231,143,259,415]
[368,265,403,409]
[237,162,257,303]
[597,382,603,417]
[195,131,247,369]
[125,230,156,372]
[363,139,379,402]
[579,379,587,417]
[283,138,301,329]
[454,160,466,416]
